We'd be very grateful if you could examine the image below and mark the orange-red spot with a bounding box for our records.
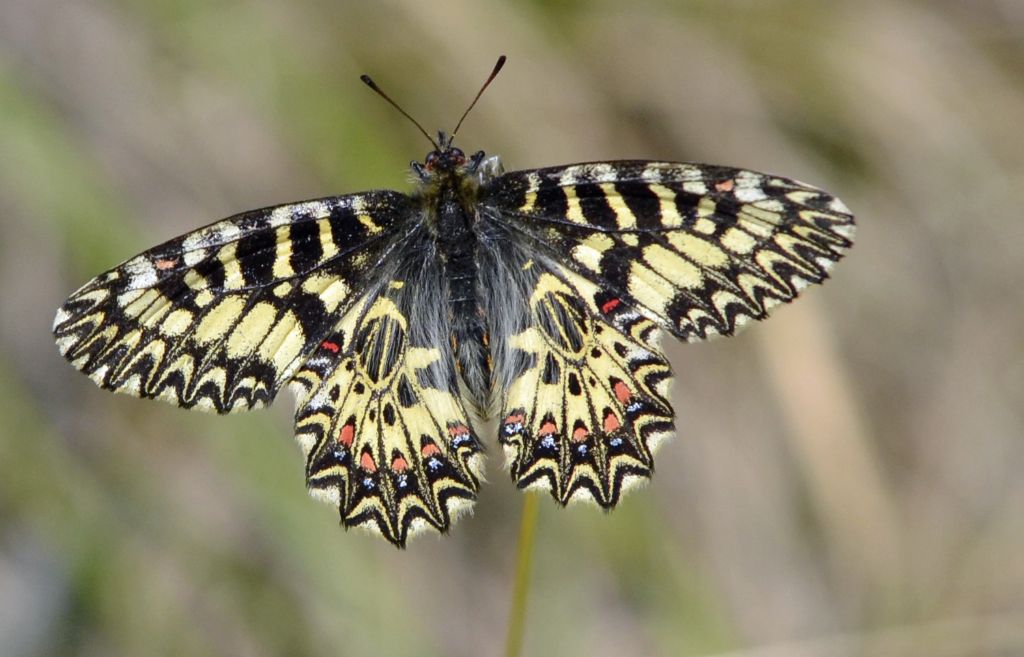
[154,258,178,270]
[715,178,735,192]
[572,426,589,442]
[613,381,633,403]
[604,412,621,432]
[539,421,557,435]
[601,298,621,314]
[421,442,441,457]
[321,340,340,353]
[447,423,470,437]
[337,423,354,447]
[391,455,408,472]
[504,413,524,424]
[359,451,377,472]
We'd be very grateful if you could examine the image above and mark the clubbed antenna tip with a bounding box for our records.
[452,55,507,139]
[360,73,439,150]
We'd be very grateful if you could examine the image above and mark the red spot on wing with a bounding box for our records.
[715,178,735,192]
[601,298,621,314]
[572,426,589,442]
[321,340,340,353]
[359,450,377,472]
[504,413,524,424]
[613,381,633,404]
[391,455,409,472]
[421,442,441,457]
[337,423,355,447]
[447,423,470,437]
[154,258,178,270]
[539,421,557,436]
[603,412,621,432]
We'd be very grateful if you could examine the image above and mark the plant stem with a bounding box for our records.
[503,493,540,657]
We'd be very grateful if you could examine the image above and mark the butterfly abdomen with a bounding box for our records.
[434,184,492,411]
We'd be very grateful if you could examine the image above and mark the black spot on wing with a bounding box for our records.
[534,184,568,218]
[541,352,560,385]
[193,251,226,289]
[397,375,417,407]
[573,182,617,229]
[615,181,661,230]
[288,217,323,274]
[237,229,277,286]
[289,288,330,330]
[328,203,361,244]
[567,372,582,396]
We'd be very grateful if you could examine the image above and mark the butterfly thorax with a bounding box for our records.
[412,143,496,413]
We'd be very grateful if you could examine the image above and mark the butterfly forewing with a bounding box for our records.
[481,161,855,342]
[53,192,411,412]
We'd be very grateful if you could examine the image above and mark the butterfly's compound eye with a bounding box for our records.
[424,151,439,171]
[449,147,466,165]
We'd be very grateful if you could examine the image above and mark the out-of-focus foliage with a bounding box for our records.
[1,1,1022,656]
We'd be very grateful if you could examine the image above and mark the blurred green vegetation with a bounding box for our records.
[2,1,1023,656]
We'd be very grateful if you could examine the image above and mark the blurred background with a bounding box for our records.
[2,1,1023,656]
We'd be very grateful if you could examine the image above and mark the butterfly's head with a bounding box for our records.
[423,132,467,173]
[414,133,497,184]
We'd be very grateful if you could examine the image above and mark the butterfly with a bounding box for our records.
[53,57,855,546]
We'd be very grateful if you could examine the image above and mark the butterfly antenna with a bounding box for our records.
[451,55,506,139]
[360,73,439,150]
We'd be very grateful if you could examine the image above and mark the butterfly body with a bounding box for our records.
[415,142,499,411]
[55,130,855,546]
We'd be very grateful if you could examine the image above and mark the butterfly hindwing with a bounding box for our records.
[483,161,855,342]
[53,192,412,412]
[291,269,484,546]
[491,258,674,506]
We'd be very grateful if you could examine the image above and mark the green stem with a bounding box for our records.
[503,493,540,657]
